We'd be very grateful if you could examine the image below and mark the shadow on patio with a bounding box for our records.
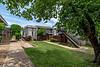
[3,42,34,67]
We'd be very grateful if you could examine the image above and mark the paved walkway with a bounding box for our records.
[0,45,9,67]
[0,41,34,67]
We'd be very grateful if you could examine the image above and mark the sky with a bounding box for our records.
[0,4,57,27]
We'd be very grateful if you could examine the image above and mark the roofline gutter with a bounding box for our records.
[0,15,8,25]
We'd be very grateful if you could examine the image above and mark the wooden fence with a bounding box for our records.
[37,34,67,43]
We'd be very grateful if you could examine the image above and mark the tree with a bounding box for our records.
[10,24,22,39]
[0,23,5,33]
[15,33,21,40]
[1,0,100,64]
[0,23,5,42]
[37,28,46,36]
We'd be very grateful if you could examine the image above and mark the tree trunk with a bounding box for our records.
[71,5,100,64]
[88,34,100,64]
[83,12,100,64]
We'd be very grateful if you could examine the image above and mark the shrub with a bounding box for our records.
[24,36,32,41]
[50,38,58,42]
[37,28,46,36]
[11,24,22,36]
[15,33,21,40]
[0,23,5,32]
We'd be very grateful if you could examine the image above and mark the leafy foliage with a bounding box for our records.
[2,0,100,63]
[11,24,22,40]
[0,23,5,33]
[50,38,58,42]
[37,28,46,36]
[0,23,5,31]
[0,23,5,42]
[15,33,21,40]
[2,0,100,37]
[11,24,21,35]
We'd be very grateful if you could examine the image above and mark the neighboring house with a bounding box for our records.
[23,25,38,40]
[23,25,58,40]
[0,15,10,44]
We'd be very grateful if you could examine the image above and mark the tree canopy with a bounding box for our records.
[1,0,100,36]
[11,24,22,35]
[0,23,5,33]
[37,28,46,36]
[0,23,5,42]
[1,0,100,64]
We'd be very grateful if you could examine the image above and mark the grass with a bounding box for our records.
[24,41,99,67]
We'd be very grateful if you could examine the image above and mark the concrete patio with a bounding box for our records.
[0,41,34,67]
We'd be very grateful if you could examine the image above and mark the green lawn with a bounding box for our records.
[24,41,99,67]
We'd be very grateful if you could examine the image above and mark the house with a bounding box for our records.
[23,25,38,40]
[22,25,58,40]
[0,15,10,44]
[0,15,8,25]
[23,25,81,46]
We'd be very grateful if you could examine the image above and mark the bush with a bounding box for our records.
[15,33,21,40]
[11,24,22,37]
[50,38,58,42]
[24,36,32,41]
[37,28,46,36]
[0,23,5,32]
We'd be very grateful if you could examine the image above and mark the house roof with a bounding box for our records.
[24,25,52,29]
[0,15,8,25]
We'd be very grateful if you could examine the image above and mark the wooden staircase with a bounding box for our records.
[63,32,80,48]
